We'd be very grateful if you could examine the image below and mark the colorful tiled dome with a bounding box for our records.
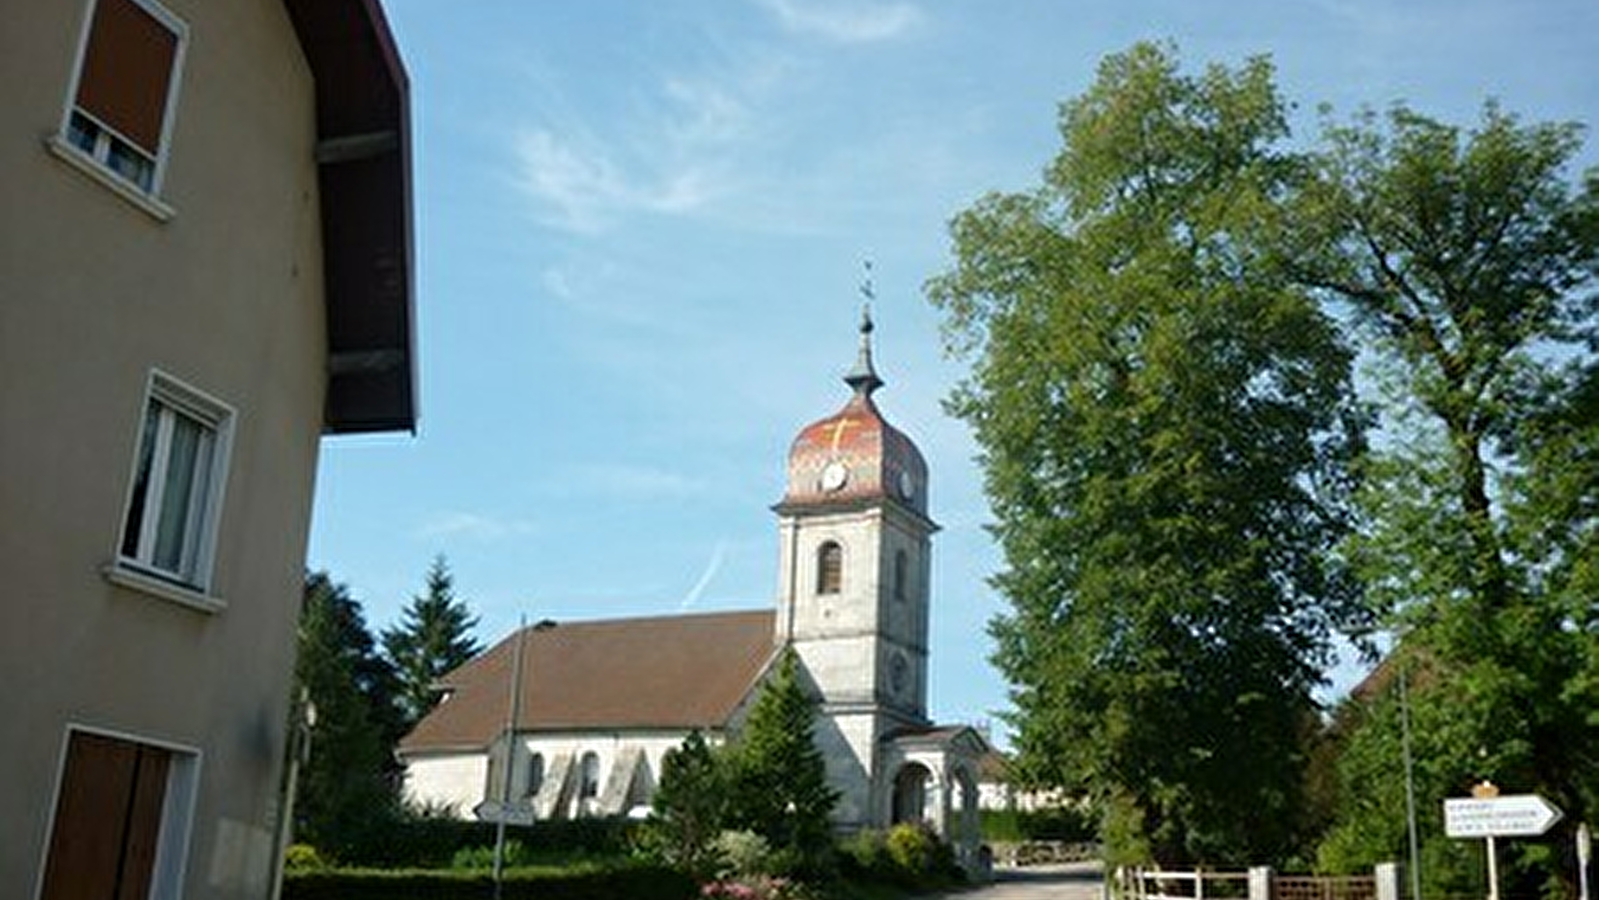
[781,311,928,515]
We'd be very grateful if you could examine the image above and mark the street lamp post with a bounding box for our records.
[491,616,554,900]
[493,615,529,899]
[1399,661,1422,900]
[1354,627,1425,900]
[269,691,317,900]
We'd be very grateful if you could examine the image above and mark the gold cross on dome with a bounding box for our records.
[828,417,856,452]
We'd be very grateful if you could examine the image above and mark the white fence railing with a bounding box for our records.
[990,840,1103,867]
[1119,868,1258,900]
[1117,865,1396,900]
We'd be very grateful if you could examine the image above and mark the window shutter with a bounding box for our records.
[76,0,177,155]
[39,733,170,900]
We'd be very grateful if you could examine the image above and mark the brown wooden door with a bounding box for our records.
[39,731,170,900]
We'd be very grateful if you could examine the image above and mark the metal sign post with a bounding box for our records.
[1486,835,1499,900]
[1578,823,1591,900]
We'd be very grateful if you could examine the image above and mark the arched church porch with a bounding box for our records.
[881,726,988,872]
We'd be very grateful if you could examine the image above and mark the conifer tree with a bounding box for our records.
[644,729,727,877]
[382,555,482,730]
[725,647,838,873]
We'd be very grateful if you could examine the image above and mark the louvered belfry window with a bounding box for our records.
[817,541,843,595]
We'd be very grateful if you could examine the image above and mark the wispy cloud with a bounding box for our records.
[509,2,939,239]
[679,540,729,610]
[509,44,787,235]
[554,462,706,500]
[515,130,717,234]
[756,0,923,43]
[416,511,539,542]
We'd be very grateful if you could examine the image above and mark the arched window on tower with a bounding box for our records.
[893,549,908,602]
[817,541,843,594]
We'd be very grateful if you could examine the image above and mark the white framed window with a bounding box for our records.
[115,371,233,599]
[55,0,187,200]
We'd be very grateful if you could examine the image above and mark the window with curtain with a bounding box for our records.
[118,372,232,591]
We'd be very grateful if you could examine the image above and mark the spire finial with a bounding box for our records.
[845,260,884,396]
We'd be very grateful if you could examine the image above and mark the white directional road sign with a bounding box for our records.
[473,799,537,826]
[1445,794,1563,838]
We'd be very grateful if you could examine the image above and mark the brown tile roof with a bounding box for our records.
[398,609,778,753]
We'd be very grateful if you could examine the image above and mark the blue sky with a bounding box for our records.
[309,0,1599,743]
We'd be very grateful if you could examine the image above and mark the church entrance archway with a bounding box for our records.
[891,762,932,824]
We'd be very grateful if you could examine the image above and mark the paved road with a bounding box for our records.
[935,861,1106,900]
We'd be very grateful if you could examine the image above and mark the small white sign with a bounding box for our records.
[1445,795,1562,838]
[474,799,537,826]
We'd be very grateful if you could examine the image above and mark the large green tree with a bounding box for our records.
[293,571,402,860]
[1297,103,1599,895]
[926,42,1365,866]
[725,647,839,874]
[382,555,481,730]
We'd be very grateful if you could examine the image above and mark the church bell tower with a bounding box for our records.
[773,307,938,828]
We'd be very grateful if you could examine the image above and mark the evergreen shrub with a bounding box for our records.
[837,825,961,890]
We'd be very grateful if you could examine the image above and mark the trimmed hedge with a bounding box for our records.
[283,863,696,900]
[980,806,1096,843]
[329,816,640,868]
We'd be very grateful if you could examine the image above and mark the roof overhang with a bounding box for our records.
[771,495,941,533]
[283,0,416,434]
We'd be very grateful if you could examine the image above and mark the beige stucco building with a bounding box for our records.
[0,0,414,897]
[398,315,988,863]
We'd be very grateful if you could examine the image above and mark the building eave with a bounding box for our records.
[283,0,417,434]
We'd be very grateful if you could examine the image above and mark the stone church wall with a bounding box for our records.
[403,730,708,820]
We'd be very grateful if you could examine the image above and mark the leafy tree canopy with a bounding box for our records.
[1299,102,1599,896]
[927,41,1366,866]
[294,571,403,859]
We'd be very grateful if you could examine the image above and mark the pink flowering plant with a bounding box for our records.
[699,874,809,900]
[698,830,816,900]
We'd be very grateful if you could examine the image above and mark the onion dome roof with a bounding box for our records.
[780,309,928,515]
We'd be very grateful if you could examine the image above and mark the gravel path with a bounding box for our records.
[933,861,1106,900]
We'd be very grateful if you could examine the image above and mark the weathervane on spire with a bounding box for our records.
[846,259,883,396]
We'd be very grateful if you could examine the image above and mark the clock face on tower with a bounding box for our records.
[820,459,849,492]
[896,469,916,500]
